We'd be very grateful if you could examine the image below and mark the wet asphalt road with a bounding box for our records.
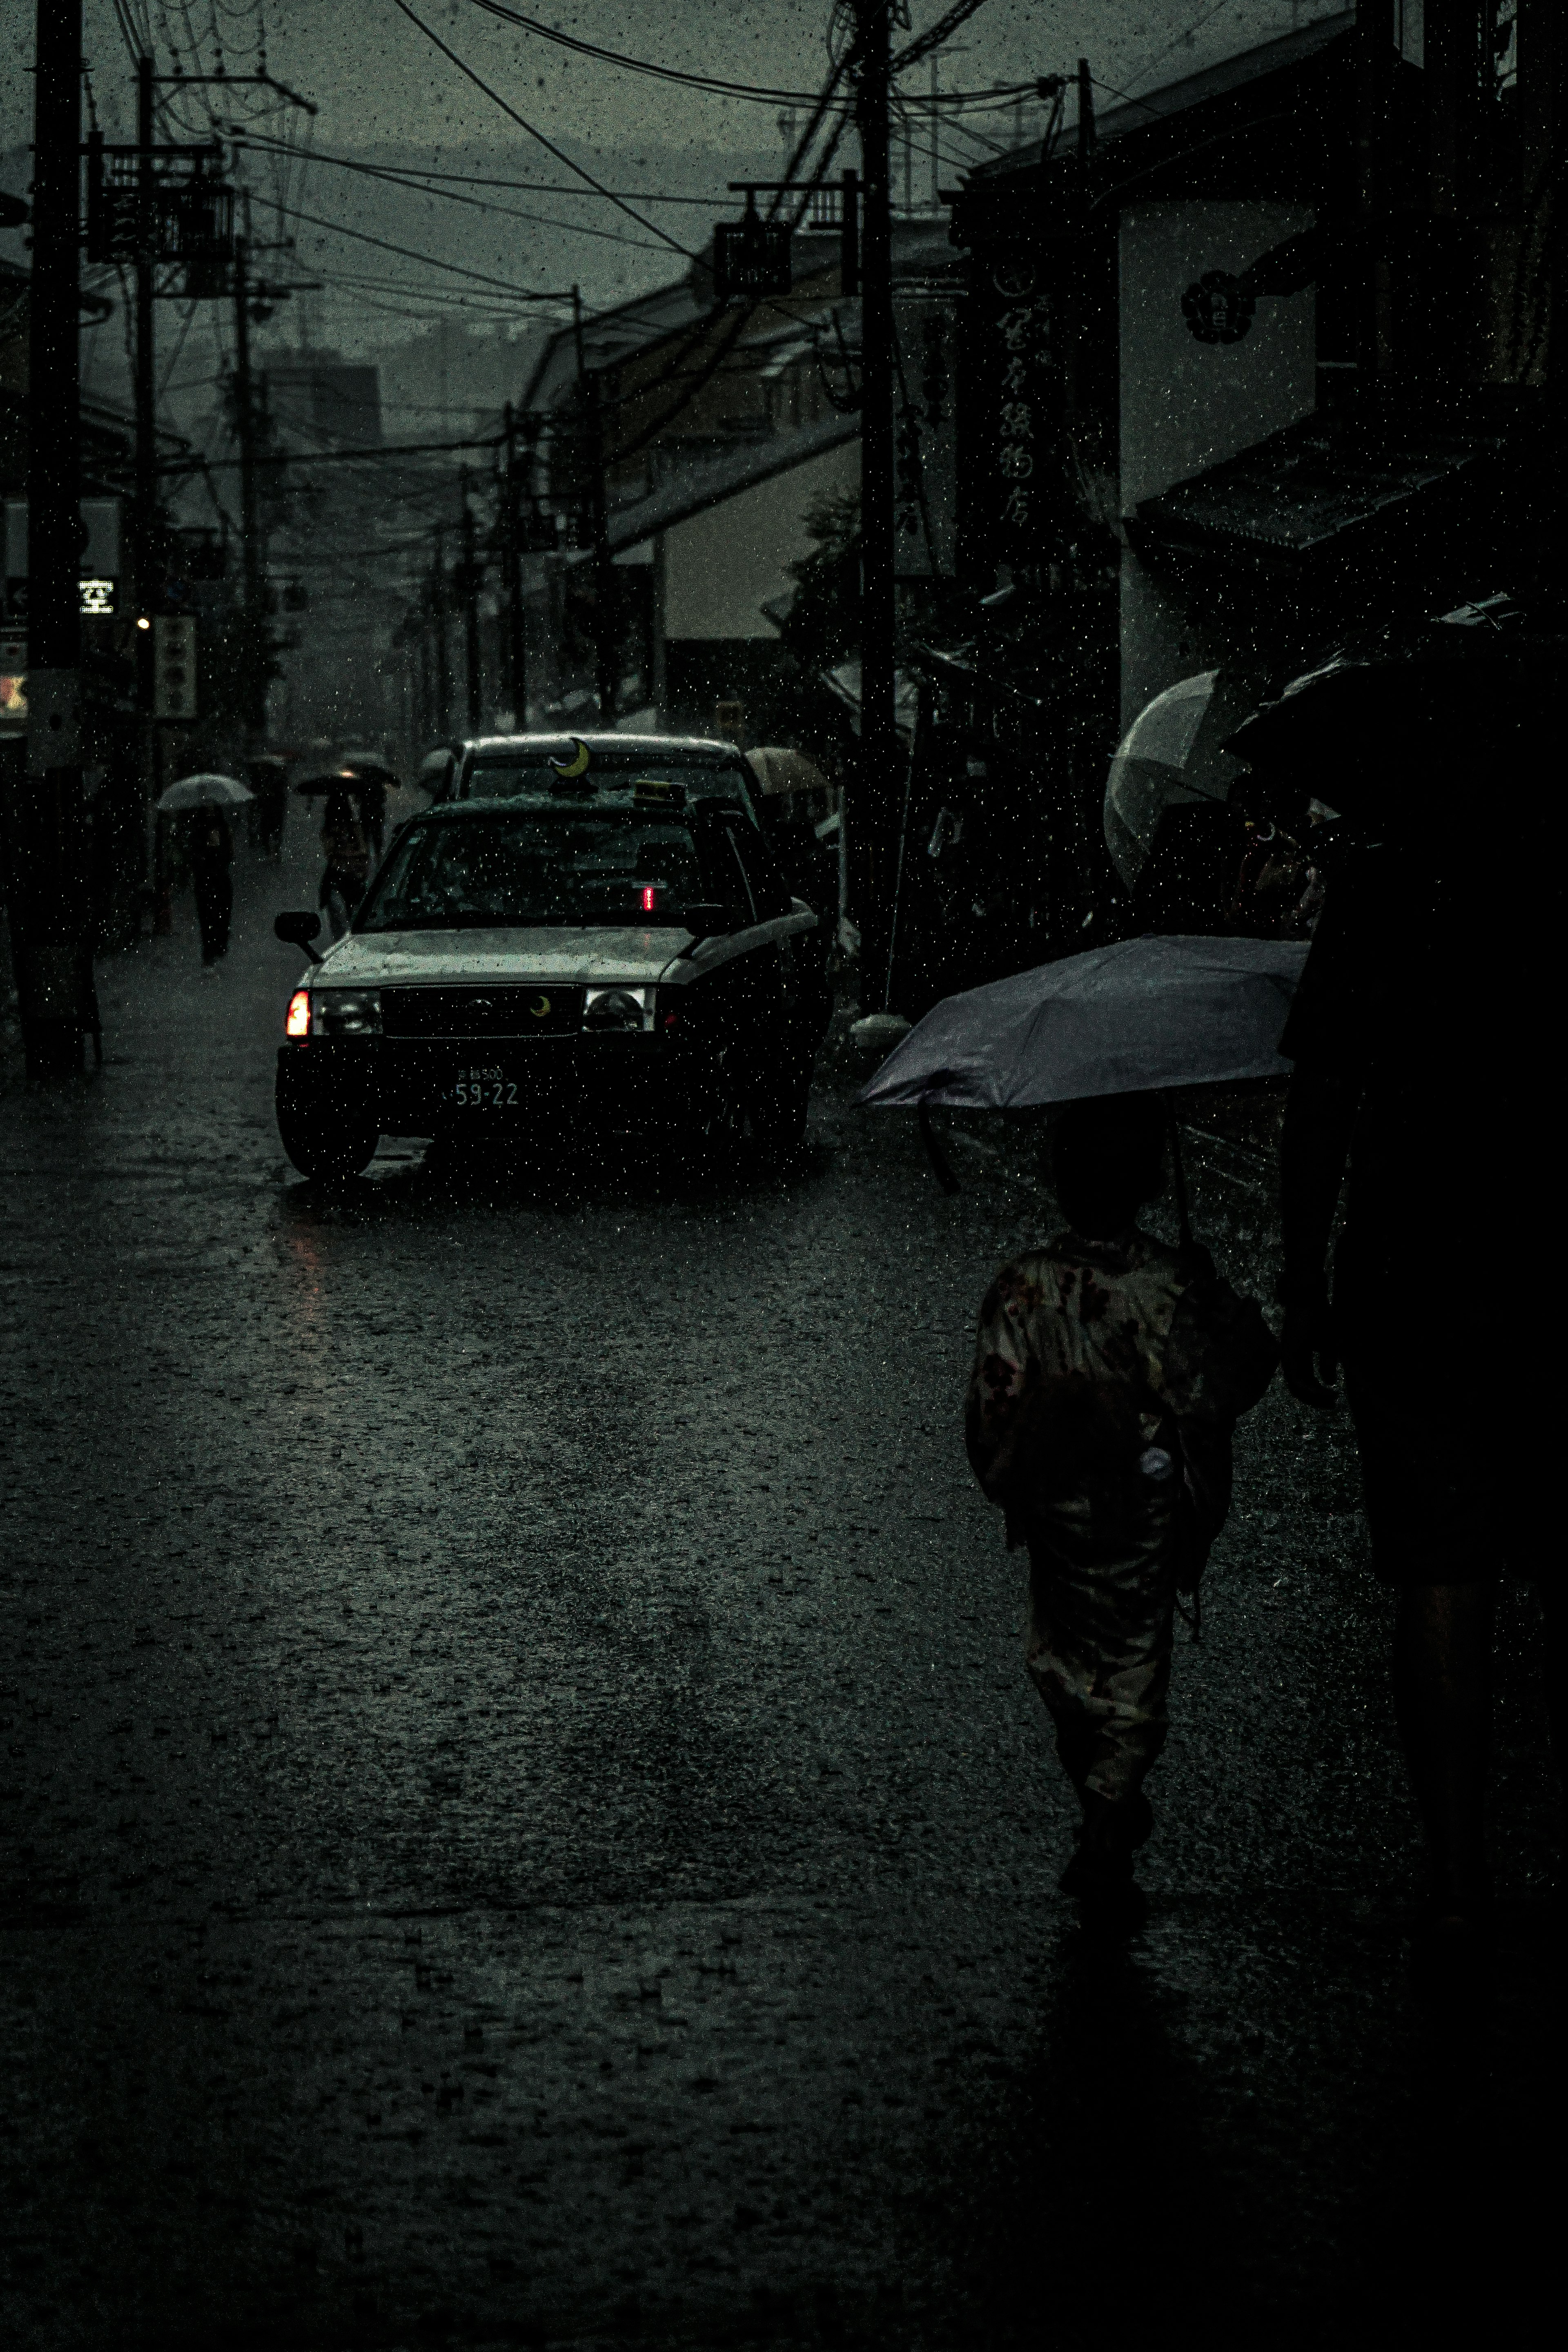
[1,823,1561,2352]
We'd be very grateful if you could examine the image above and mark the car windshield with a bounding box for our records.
[355,805,718,932]
[463,754,753,814]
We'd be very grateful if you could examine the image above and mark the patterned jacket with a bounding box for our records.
[965,1227,1278,1581]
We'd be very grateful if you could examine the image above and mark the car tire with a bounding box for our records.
[276,1076,379,1181]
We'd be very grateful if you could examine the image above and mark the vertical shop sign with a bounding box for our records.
[891,292,958,579]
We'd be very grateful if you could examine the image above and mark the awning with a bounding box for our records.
[1131,408,1510,571]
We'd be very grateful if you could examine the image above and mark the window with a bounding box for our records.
[358,810,717,932]
[722,818,792,922]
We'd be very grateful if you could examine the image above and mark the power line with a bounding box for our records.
[467,1,1031,110]
[468,1,856,107]
[231,128,748,209]
[158,432,503,474]
[244,189,589,303]
[389,0,698,264]
[1119,0,1245,96]
[228,137,670,252]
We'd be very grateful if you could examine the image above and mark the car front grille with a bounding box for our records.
[379,985,586,1038]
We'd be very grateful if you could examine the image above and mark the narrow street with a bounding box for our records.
[2,830,1560,2352]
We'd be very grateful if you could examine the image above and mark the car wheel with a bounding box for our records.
[276,1077,379,1180]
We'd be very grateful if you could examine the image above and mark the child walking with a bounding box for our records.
[965,1094,1278,1924]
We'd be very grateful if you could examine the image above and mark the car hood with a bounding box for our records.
[312,927,691,988]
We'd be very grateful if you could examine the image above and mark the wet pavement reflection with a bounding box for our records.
[1,829,1560,2350]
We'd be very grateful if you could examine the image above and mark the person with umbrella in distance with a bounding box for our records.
[154,772,253,967]
[246,755,288,861]
[317,786,370,940]
[1232,637,1561,1969]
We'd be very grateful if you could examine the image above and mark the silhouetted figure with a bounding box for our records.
[187,806,233,965]
[1279,827,1556,1964]
[966,1095,1277,1926]
[353,777,387,862]
[247,759,287,860]
[318,790,370,940]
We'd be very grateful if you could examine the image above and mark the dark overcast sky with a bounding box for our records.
[2,4,1346,152]
[2,3,1349,355]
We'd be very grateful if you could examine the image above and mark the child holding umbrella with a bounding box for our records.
[966,1094,1278,1925]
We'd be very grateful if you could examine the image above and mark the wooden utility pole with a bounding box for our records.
[571,285,617,723]
[231,238,268,742]
[20,0,88,1075]
[856,1,900,1011]
[501,401,527,726]
[459,468,483,732]
[133,55,158,784]
[431,525,451,738]
[1356,0,1396,379]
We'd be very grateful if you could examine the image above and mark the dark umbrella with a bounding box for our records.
[336,754,400,789]
[858,933,1307,1227]
[859,935,1307,1111]
[1223,637,1568,818]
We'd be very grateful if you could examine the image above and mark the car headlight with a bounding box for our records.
[311,988,381,1038]
[582,985,653,1032]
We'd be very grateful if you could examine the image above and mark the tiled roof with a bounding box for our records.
[1131,407,1510,562]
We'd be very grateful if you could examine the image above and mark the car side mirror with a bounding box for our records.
[275,910,324,963]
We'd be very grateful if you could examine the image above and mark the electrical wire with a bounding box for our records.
[158,299,200,398]
[226,138,670,252]
[1118,0,1245,96]
[389,0,698,264]
[244,189,592,302]
[229,129,747,210]
[468,0,1031,111]
[467,1,858,107]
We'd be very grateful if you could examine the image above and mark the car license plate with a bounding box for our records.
[451,1065,519,1109]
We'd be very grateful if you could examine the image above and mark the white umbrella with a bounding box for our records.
[156,772,254,813]
[746,744,830,797]
[1103,669,1265,891]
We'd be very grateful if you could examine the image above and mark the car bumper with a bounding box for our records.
[277,1033,693,1137]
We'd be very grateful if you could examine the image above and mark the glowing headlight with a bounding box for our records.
[582,986,653,1032]
[311,988,381,1037]
[284,989,310,1039]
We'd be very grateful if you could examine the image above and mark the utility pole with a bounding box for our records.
[231,238,268,744]
[856,2,900,1011]
[501,402,527,726]
[133,55,158,777]
[431,525,451,738]
[572,285,617,723]
[459,468,483,732]
[1077,57,1096,166]
[929,53,941,212]
[1356,0,1396,381]
[20,0,88,1075]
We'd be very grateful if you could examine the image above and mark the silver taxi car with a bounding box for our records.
[430,731,762,820]
[274,755,829,1180]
